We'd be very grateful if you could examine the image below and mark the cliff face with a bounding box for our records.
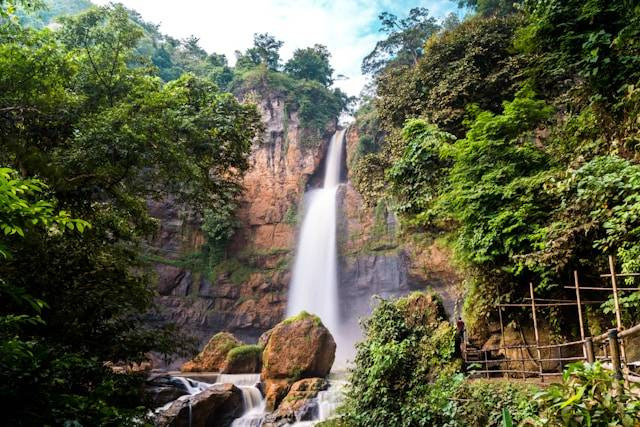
[147,96,462,353]
[337,126,462,327]
[149,93,335,345]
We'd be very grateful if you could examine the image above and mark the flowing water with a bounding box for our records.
[286,129,345,338]
[162,130,350,427]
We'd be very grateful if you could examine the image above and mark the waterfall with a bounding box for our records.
[213,374,264,427]
[286,129,345,336]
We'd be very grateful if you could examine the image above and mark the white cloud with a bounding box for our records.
[92,0,458,96]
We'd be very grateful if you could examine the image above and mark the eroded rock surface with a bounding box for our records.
[181,332,241,372]
[154,383,243,427]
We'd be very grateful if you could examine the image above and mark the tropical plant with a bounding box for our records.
[529,362,640,426]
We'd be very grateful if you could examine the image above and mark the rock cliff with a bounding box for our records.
[148,91,336,348]
[336,126,462,339]
[147,91,462,358]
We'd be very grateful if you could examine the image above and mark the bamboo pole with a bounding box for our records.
[574,270,587,358]
[484,350,490,379]
[585,337,595,363]
[608,255,629,386]
[608,255,623,330]
[498,307,507,378]
[608,329,623,393]
[530,282,543,381]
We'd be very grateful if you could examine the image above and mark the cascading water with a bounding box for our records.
[286,129,345,337]
[217,374,264,427]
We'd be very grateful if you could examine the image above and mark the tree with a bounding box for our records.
[236,32,283,70]
[284,44,333,86]
[0,5,262,424]
[361,7,440,75]
[454,0,523,16]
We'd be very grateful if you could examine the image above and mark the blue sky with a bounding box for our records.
[93,0,462,96]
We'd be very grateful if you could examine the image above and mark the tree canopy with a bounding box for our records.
[361,7,440,75]
[284,44,334,86]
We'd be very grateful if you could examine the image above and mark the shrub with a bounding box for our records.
[529,362,640,426]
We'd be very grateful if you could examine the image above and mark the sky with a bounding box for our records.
[91,0,462,97]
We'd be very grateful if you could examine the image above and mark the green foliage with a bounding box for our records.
[232,65,349,144]
[340,292,460,426]
[0,168,89,258]
[376,15,527,137]
[14,0,91,28]
[282,310,322,327]
[0,4,258,424]
[350,152,390,208]
[517,0,640,112]
[236,32,283,71]
[444,88,555,268]
[226,344,262,363]
[454,0,523,17]
[446,380,538,426]
[284,44,334,86]
[530,362,640,426]
[387,119,455,226]
[362,7,440,75]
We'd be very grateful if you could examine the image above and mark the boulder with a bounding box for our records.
[263,378,328,425]
[261,311,336,381]
[154,383,243,427]
[144,374,190,407]
[182,332,242,372]
[221,344,262,374]
[263,379,291,412]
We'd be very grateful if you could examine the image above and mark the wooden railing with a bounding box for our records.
[463,255,640,382]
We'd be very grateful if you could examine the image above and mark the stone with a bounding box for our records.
[263,379,291,412]
[261,312,336,382]
[144,374,190,407]
[181,332,242,372]
[154,383,243,427]
[220,344,262,374]
[264,378,328,425]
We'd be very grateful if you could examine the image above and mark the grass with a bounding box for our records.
[226,344,263,363]
[281,310,323,327]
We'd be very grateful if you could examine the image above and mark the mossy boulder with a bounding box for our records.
[221,344,262,374]
[261,311,335,410]
[181,332,242,372]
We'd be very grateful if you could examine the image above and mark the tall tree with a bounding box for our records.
[0,5,262,424]
[361,7,439,75]
[236,32,283,70]
[284,44,333,86]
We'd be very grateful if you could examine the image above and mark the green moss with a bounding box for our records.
[284,203,298,225]
[281,310,323,327]
[226,344,262,363]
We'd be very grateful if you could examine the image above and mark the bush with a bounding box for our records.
[529,362,640,426]
[340,292,460,426]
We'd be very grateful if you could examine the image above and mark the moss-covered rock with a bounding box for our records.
[181,332,242,372]
[221,344,262,374]
[261,311,335,411]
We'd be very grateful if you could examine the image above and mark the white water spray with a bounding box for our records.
[286,129,345,336]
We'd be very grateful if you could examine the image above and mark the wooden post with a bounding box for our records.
[608,255,623,331]
[608,328,623,393]
[574,270,587,358]
[530,282,544,381]
[608,255,629,385]
[498,307,506,378]
[484,350,490,379]
[585,337,595,363]
[520,347,526,380]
